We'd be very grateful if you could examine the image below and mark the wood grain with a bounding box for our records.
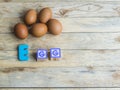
[0,33,120,50]
[0,0,120,88]
[1,0,120,2]
[0,2,120,18]
[0,67,120,87]
[0,50,120,67]
[0,88,120,90]
[1,17,120,33]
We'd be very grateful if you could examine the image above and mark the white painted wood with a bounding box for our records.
[1,88,120,90]
[1,17,120,33]
[1,0,120,2]
[0,0,120,88]
[0,33,120,50]
[0,88,120,90]
[0,67,120,87]
[0,2,120,18]
[1,50,120,67]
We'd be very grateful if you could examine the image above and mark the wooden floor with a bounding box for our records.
[1,0,120,89]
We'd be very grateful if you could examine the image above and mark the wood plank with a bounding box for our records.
[0,2,120,18]
[0,0,120,88]
[0,89,50,90]
[2,17,120,33]
[1,0,120,2]
[78,87,120,90]
[1,33,120,50]
[0,67,120,87]
[79,89,120,90]
[0,88,120,90]
[1,50,120,67]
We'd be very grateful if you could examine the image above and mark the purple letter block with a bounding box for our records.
[37,49,47,60]
[50,48,61,58]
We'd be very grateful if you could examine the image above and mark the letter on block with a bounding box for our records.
[37,49,47,60]
[18,44,29,61]
[50,48,61,58]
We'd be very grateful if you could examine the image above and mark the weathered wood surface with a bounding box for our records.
[0,1,120,18]
[2,18,120,33]
[1,33,120,50]
[0,0,120,88]
[1,0,120,2]
[0,67,120,87]
[1,88,120,90]
[1,50,120,67]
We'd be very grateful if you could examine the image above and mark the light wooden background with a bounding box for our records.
[1,0,120,89]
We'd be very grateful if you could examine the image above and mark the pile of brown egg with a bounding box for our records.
[14,7,62,39]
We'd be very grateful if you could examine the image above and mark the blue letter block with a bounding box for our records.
[37,49,47,60]
[50,48,61,58]
[18,44,29,61]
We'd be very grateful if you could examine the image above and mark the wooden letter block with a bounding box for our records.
[18,44,29,61]
[50,48,61,58]
[37,49,47,61]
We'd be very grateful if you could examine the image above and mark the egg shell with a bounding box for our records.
[24,9,37,25]
[14,23,28,39]
[31,23,47,37]
[38,7,52,23]
[47,19,62,35]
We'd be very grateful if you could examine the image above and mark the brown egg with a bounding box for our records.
[24,9,37,25]
[14,23,28,39]
[47,19,62,35]
[38,7,52,23]
[31,23,47,37]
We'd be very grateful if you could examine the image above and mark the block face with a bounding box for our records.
[50,48,61,58]
[18,44,29,61]
[37,49,47,59]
